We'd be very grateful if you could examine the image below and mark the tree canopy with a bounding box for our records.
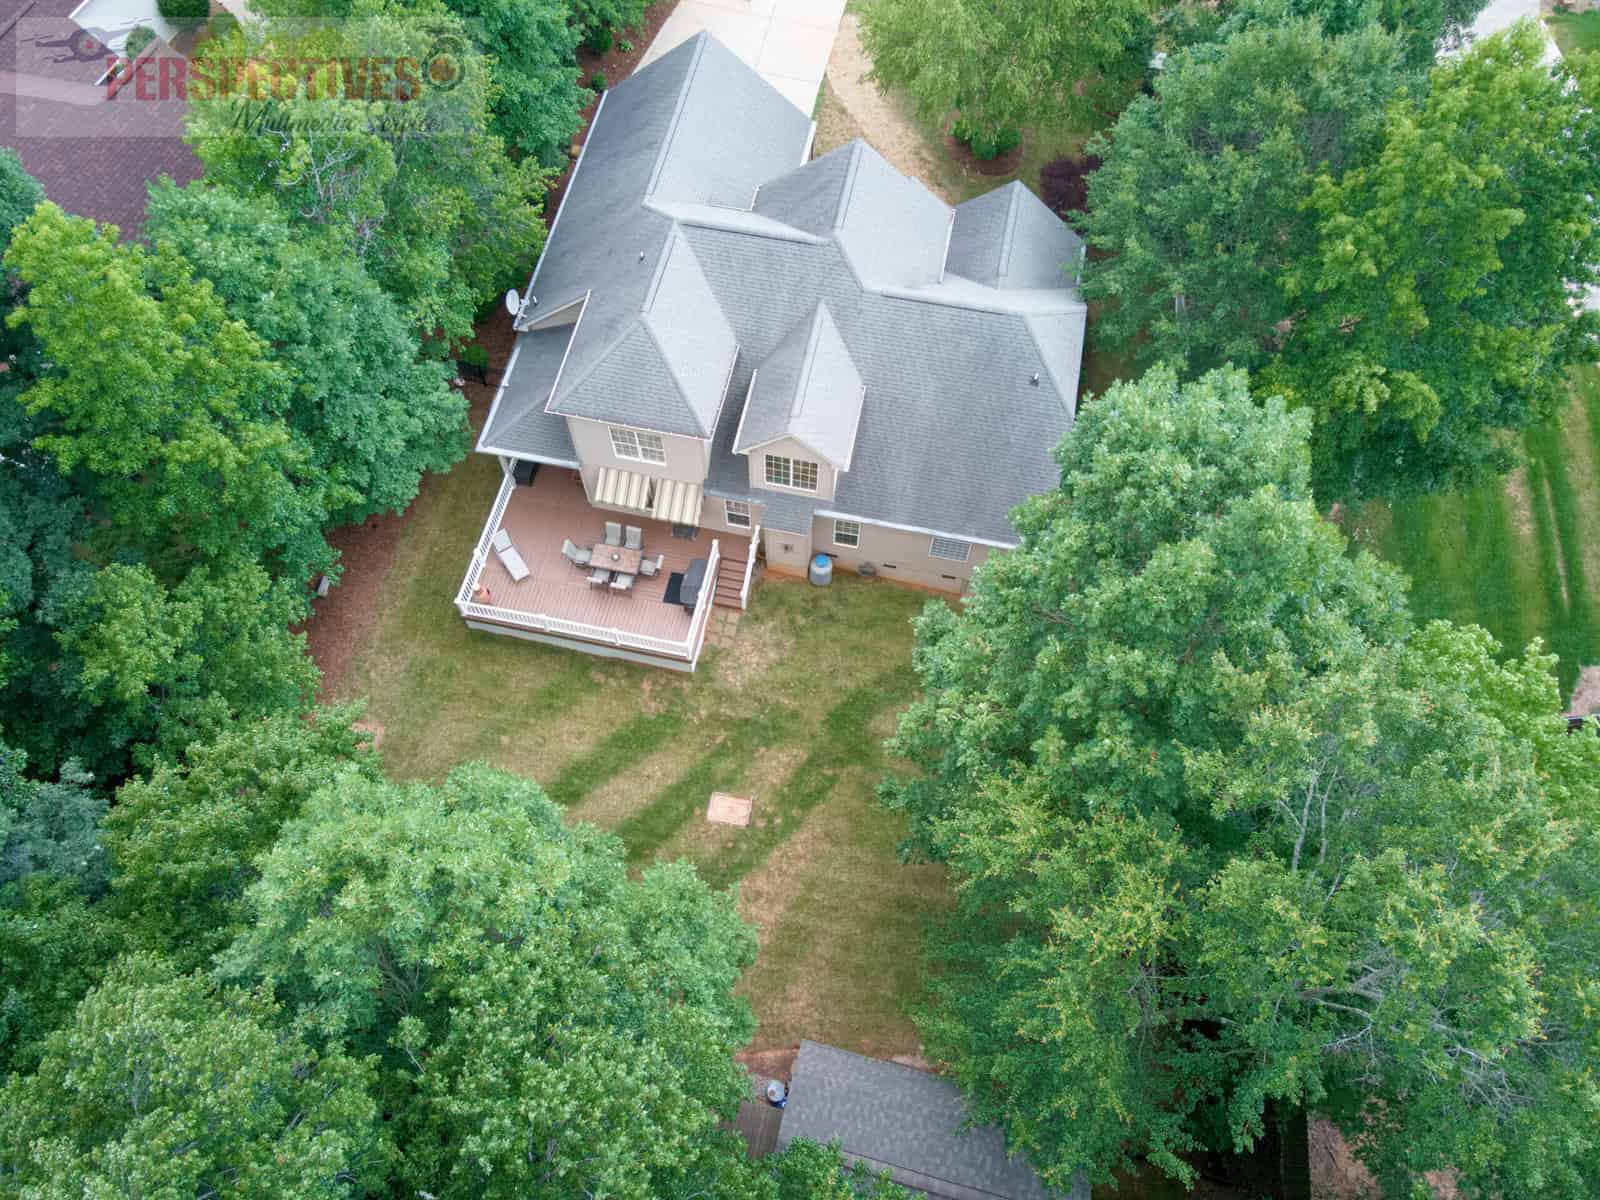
[884,365,1600,1196]
[860,0,1156,146]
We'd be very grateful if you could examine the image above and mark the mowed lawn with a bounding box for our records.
[335,449,949,1056]
[1547,9,1600,57]
[1350,366,1600,695]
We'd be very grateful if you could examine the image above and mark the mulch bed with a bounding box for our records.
[942,118,1026,177]
[301,0,684,698]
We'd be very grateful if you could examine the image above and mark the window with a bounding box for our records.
[724,499,752,528]
[833,519,860,548]
[764,454,818,491]
[929,536,971,562]
[610,427,666,464]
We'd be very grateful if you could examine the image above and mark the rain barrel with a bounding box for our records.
[809,554,833,586]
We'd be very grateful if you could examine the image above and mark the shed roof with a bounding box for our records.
[778,1041,1088,1200]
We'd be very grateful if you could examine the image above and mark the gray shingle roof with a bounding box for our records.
[778,1041,1087,1200]
[946,182,1086,291]
[686,227,1080,545]
[755,141,952,288]
[480,32,1088,544]
[734,302,864,469]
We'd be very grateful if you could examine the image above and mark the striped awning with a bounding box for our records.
[593,466,653,513]
[652,477,703,526]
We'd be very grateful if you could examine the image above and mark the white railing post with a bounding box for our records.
[738,524,760,610]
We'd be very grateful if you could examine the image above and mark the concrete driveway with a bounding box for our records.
[639,0,846,115]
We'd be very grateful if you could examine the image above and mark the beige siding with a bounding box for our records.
[744,437,836,502]
[700,495,759,537]
[818,516,996,593]
[762,525,814,577]
[567,416,709,482]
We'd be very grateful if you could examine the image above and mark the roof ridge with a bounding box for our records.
[789,302,829,420]
[833,141,866,233]
[997,181,1022,282]
[643,34,708,202]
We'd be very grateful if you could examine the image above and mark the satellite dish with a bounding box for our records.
[504,288,521,317]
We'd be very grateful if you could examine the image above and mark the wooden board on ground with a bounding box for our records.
[707,791,753,827]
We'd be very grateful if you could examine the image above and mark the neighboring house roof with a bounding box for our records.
[777,1041,1089,1200]
[0,2,201,236]
[946,182,1086,292]
[481,31,1088,546]
[734,301,864,469]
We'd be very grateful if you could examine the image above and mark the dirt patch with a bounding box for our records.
[710,614,791,691]
[1568,665,1600,715]
[736,1046,798,1083]
[823,15,957,202]
[812,78,864,157]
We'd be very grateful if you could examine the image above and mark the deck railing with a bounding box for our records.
[454,471,721,667]
[737,524,761,610]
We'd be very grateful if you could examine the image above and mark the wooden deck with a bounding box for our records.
[469,467,750,644]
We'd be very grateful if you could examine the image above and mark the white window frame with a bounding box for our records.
[833,519,860,548]
[929,535,971,562]
[724,499,752,528]
[764,453,818,493]
[610,426,666,465]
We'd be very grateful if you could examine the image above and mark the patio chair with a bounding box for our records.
[604,521,623,546]
[561,538,591,568]
[624,525,643,551]
[638,553,664,579]
[490,528,530,583]
[588,567,611,587]
[610,572,636,594]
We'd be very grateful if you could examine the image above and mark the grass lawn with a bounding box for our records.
[336,449,949,1056]
[1350,366,1600,696]
[1546,9,1600,57]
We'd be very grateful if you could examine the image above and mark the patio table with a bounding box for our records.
[589,542,642,577]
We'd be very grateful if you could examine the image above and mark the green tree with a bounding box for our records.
[0,147,44,261]
[221,763,759,1200]
[0,874,122,1076]
[187,3,549,342]
[4,203,332,579]
[884,365,1600,1196]
[144,180,468,525]
[104,708,376,971]
[860,0,1156,149]
[1263,24,1600,498]
[1220,0,1488,66]
[0,955,387,1197]
[1082,18,1406,376]
[0,742,104,892]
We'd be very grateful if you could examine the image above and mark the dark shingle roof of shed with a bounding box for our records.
[778,1041,1084,1200]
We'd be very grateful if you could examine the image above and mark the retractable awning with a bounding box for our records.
[593,466,653,513]
[652,477,703,526]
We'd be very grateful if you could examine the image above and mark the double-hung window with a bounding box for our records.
[833,519,860,548]
[929,536,971,562]
[764,454,818,492]
[610,427,666,464]
[724,500,752,529]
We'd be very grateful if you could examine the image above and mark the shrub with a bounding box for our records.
[207,11,240,40]
[124,26,156,58]
[953,117,1020,161]
[619,38,634,52]
[589,71,608,92]
[1039,153,1103,218]
[458,342,490,370]
[584,26,614,54]
[156,0,208,28]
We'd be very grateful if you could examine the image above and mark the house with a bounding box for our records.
[0,1,200,235]
[776,1040,1090,1200]
[459,31,1086,669]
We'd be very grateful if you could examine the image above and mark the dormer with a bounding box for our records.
[733,302,863,504]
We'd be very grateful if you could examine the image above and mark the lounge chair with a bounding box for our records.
[638,553,664,579]
[610,572,636,593]
[604,521,623,546]
[561,538,591,568]
[491,529,530,583]
[588,566,611,587]
[624,525,643,551]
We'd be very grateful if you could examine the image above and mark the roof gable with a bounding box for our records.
[550,229,736,437]
[946,181,1086,291]
[754,141,951,288]
[735,302,864,469]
